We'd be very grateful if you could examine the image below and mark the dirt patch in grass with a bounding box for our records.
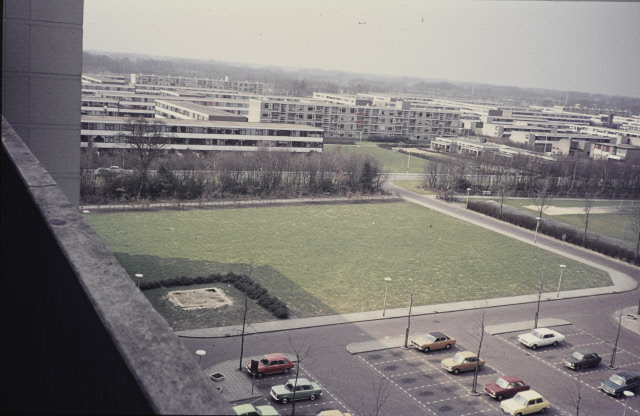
[167,287,233,310]
[523,205,628,215]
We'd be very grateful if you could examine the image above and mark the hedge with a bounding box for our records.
[139,272,290,318]
[467,200,638,264]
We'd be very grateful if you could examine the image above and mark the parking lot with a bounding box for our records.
[230,364,354,415]
[351,324,640,415]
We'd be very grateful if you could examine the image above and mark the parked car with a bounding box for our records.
[246,353,294,379]
[270,378,322,404]
[316,411,352,416]
[484,375,530,401]
[600,371,640,397]
[563,349,601,371]
[517,328,564,350]
[441,351,485,375]
[411,331,456,352]
[233,403,279,416]
[500,390,550,415]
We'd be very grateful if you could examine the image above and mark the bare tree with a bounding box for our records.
[358,376,391,416]
[287,335,314,416]
[470,295,488,395]
[533,179,554,219]
[630,205,640,266]
[574,371,582,416]
[119,116,170,196]
[582,189,598,246]
[238,263,254,372]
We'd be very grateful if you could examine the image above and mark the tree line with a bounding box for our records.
[421,151,640,199]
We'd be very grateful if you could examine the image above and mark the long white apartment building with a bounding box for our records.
[154,100,249,122]
[130,73,268,94]
[81,116,323,153]
[249,96,459,140]
[510,131,610,154]
[566,124,640,146]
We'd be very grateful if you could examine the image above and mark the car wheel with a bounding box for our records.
[540,408,547,414]
[616,391,622,398]
[575,365,583,371]
[424,347,430,352]
[453,369,460,375]
[445,344,452,350]
[257,372,264,379]
[531,344,537,350]
[283,368,290,375]
[552,341,558,346]
[281,397,289,404]
[496,395,503,401]
[309,394,317,401]
[516,413,523,416]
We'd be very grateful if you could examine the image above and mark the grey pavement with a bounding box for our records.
[203,354,297,403]
[345,318,572,354]
[177,185,638,339]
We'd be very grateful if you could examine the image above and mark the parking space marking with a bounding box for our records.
[495,329,640,415]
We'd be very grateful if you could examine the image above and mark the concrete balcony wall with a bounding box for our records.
[2,117,230,414]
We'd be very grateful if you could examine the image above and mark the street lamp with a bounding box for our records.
[196,349,206,366]
[534,217,542,243]
[556,265,566,298]
[135,273,143,288]
[623,391,634,416]
[466,188,471,209]
[382,277,392,317]
[403,279,416,349]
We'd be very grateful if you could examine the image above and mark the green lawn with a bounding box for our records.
[86,202,611,329]
[324,144,427,174]
[497,199,639,244]
[392,180,435,195]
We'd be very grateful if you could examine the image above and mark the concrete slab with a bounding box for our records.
[485,318,571,335]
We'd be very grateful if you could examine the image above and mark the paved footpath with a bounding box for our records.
[177,185,639,340]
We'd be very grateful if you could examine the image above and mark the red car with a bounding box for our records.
[246,353,294,378]
[484,375,530,401]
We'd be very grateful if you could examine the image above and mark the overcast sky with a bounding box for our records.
[83,0,640,98]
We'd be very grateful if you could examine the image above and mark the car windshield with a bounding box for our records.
[496,378,510,389]
[513,394,529,406]
[285,382,294,391]
[423,334,437,342]
[571,352,585,360]
[452,353,466,363]
[610,375,626,386]
[260,357,269,365]
[530,330,544,339]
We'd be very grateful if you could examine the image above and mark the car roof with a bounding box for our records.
[501,375,524,383]
[574,348,596,355]
[457,351,478,358]
[532,328,555,334]
[428,331,448,338]
[287,378,310,385]
[517,390,543,400]
[232,404,256,413]
[263,353,287,360]
[616,371,640,379]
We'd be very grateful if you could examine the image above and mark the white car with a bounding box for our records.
[518,328,564,350]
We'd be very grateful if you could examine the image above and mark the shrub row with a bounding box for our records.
[139,272,290,318]
[467,200,638,264]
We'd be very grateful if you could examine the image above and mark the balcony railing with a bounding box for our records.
[2,117,231,414]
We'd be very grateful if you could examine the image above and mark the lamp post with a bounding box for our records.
[135,273,143,288]
[382,277,392,317]
[403,279,416,349]
[196,349,206,367]
[556,265,566,298]
[623,391,634,416]
[534,217,542,243]
[466,188,471,209]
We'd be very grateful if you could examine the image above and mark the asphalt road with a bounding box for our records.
[179,185,640,415]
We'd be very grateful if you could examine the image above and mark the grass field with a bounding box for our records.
[86,202,611,330]
[498,199,639,245]
[392,180,435,195]
[324,144,427,174]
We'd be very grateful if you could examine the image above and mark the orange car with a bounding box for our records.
[441,351,485,375]
[411,332,456,352]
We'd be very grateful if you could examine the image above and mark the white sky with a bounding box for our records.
[83,0,640,98]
